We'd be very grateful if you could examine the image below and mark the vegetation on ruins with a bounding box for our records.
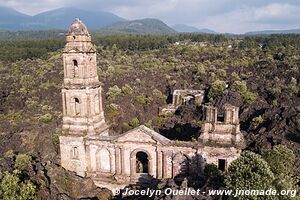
[0,32,299,199]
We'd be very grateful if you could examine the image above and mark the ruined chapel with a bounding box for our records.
[59,19,245,191]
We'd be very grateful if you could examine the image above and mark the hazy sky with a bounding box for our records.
[1,0,300,33]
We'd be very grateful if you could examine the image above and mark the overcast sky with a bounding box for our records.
[1,0,300,33]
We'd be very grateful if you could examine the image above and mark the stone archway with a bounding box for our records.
[130,149,153,180]
[172,153,190,178]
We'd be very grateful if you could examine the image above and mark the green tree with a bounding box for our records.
[208,80,226,100]
[242,91,257,104]
[0,171,35,200]
[263,145,299,199]
[263,145,295,176]
[225,151,275,200]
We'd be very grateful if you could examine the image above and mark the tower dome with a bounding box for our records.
[67,18,89,35]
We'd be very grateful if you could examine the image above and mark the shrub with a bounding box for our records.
[0,171,36,200]
[217,69,227,78]
[208,80,226,100]
[231,72,241,81]
[15,154,32,171]
[135,94,152,105]
[242,91,257,104]
[232,81,257,104]
[232,80,247,93]
[145,120,153,129]
[121,84,133,95]
[263,145,298,198]
[128,117,140,128]
[4,150,15,159]
[39,113,52,123]
[106,103,122,121]
[53,128,61,145]
[270,87,281,95]
[263,145,295,176]
[107,85,122,101]
[252,115,264,126]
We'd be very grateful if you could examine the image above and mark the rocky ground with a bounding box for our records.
[0,41,299,199]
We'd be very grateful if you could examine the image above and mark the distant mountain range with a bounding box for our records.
[0,6,124,30]
[0,6,212,35]
[245,29,300,35]
[172,24,216,34]
[0,6,299,35]
[100,18,176,34]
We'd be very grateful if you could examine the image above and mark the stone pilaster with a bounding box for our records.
[115,147,121,175]
[157,150,163,179]
[85,143,92,172]
[120,147,125,175]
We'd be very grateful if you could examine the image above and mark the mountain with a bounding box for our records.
[0,7,125,31]
[245,29,300,35]
[31,7,125,30]
[172,24,217,34]
[99,18,176,34]
[0,6,31,30]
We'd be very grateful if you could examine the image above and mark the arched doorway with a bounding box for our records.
[130,149,153,183]
[136,151,149,173]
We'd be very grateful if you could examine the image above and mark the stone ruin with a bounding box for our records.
[160,90,205,114]
[59,19,245,193]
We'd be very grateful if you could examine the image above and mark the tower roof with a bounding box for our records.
[67,18,89,35]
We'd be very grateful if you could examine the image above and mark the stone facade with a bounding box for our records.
[59,19,244,193]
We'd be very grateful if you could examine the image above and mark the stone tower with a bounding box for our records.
[60,19,108,176]
[61,18,108,136]
[198,104,244,171]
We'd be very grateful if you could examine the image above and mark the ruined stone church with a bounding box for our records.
[59,19,245,191]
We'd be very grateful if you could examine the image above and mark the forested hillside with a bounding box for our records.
[0,33,299,199]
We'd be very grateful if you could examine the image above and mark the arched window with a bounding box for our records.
[71,146,79,159]
[73,59,79,77]
[74,98,80,115]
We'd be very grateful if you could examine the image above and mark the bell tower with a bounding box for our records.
[61,18,108,136]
